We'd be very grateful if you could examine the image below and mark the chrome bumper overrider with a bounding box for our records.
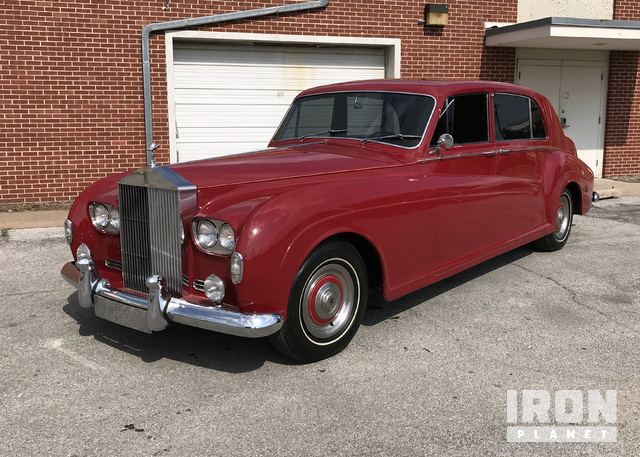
[60,258,283,338]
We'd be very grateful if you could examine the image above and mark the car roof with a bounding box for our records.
[298,79,540,99]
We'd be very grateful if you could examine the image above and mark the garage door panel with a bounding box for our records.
[178,127,278,143]
[172,41,386,162]
[174,89,300,106]
[176,105,288,128]
[173,67,386,91]
[176,44,385,67]
[178,142,268,162]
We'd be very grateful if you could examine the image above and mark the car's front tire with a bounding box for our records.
[532,188,573,252]
[270,241,368,362]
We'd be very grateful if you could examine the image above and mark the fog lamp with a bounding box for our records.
[204,274,225,304]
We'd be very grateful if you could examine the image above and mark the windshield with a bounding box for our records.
[272,91,435,148]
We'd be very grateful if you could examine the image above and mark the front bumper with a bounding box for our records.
[60,258,283,338]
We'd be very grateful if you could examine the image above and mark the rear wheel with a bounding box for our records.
[532,189,573,252]
[270,241,368,362]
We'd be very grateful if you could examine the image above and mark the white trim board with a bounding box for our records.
[165,31,401,163]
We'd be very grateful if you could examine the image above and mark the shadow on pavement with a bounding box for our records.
[362,246,532,326]
[62,297,295,373]
[63,246,533,371]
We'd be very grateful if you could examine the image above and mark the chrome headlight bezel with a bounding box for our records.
[89,202,120,235]
[192,218,236,255]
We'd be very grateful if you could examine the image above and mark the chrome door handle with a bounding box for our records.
[497,148,511,155]
[482,151,497,157]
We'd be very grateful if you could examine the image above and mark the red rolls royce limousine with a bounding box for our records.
[61,80,595,362]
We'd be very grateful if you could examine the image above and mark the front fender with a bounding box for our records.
[234,182,390,317]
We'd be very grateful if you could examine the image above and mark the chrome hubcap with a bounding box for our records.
[300,261,358,341]
[554,194,571,242]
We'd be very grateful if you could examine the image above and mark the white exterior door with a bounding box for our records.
[170,42,387,163]
[518,60,606,177]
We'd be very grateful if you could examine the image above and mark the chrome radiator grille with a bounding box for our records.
[119,183,183,296]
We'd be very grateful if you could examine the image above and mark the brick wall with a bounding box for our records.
[604,0,640,177]
[1,0,517,205]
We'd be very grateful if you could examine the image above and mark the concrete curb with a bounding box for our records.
[594,178,640,199]
[1,227,65,242]
[0,210,67,230]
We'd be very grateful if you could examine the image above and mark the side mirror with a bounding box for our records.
[430,133,454,156]
[437,133,454,150]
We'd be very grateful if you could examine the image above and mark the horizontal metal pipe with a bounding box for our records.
[141,0,331,167]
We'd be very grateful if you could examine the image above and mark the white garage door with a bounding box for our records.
[171,41,387,162]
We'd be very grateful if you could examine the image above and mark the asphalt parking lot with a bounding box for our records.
[1,197,639,456]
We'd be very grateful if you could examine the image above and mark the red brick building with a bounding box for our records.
[1,0,639,206]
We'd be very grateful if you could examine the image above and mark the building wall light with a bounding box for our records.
[424,4,449,27]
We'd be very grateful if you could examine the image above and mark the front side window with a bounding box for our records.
[430,93,489,145]
[494,94,547,141]
[273,92,435,148]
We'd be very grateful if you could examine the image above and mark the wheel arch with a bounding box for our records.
[319,232,384,292]
[565,181,582,215]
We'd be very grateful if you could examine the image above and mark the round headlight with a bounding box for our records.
[204,274,225,304]
[197,220,218,249]
[92,204,109,228]
[218,224,236,252]
[109,208,120,231]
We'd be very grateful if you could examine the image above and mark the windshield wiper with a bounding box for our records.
[362,133,423,144]
[299,129,347,142]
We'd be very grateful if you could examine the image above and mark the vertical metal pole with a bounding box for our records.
[140,1,330,167]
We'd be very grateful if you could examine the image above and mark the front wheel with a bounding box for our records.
[532,188,573,252]
[270,241,368,362]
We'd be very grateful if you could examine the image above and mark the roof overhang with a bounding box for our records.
[486,17,640,50]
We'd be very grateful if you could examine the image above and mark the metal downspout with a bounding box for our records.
[141,0,331,167]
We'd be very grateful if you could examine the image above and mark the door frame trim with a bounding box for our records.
[164,31,401,163]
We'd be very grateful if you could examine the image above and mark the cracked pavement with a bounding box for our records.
[0,197,639,456]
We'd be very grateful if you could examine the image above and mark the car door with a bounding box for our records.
[416,93,506,273]
[492,93,547,242]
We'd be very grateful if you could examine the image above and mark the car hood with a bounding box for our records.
[168,142,401,189]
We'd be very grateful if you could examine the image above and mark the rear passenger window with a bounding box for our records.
[494,94,530,140]
[431,93,488,145]
[494,94,547,141]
